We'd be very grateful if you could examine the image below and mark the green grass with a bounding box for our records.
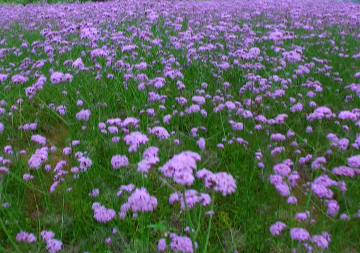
[1,1,360,253]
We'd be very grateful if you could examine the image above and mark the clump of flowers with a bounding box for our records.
[111,155,129,169]
[92,202,116,223]
[41,230,63,253]
[124,131,149,152]
[196,169,237,196]
[119,187,157,219]
[16,231,37,243]
[159,151,201,186]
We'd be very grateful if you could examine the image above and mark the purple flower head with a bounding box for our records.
[169,190,211,210]
[311,232,331,249]
[76,109,91,121]
[158,238,167,251]
[196,169,237,196]
[41,230,55,242]
[92,202,116,223]
[170,233,195,253]
[16,231,37,243]
[111,155,129,169]
[290,228,310,241]
[273,163,291,176]
[196,138,206,150]
[124,131,149,152]
[46,239,63,253]
[123,187,157,214]
[348,155,360,168]
[31,134,46,146]
[159,151,201,186]
[270,221,287,236]
[28,147,48,169]
[149,126,170,139]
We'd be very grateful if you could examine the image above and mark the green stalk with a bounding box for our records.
[183,189,196,251]
[194,204,203,239]
[203,192,215,253]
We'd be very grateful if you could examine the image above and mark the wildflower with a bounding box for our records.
[196,138,206,150]
[270,222,287,236]
[76,109,91,121]
[121,188,157,215]
[92,202,116,223]
[111,155,129,169]
[290,228,310,241]
[31,134,46,146]
[159,151,201,186]
[124,132,149,152]
[16,231,37,243]
[149,126,170,139]
[170,233,195,253]
[158,238,167,251]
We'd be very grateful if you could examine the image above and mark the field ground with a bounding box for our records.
[0,0,360,252]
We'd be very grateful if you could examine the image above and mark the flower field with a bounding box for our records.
[0,0,360,252]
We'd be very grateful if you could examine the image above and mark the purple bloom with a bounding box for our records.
[170,233,194,253]
[121,187,157,215]
[270,221,287,236]
[158,238,167,251]
[348,155,360,168]
[111,155,129,169]
[290,228,310,241]
[16,231,37,243]
[311,232,331,249]
[124,131,149,152]
[273,163,291,176]
[92,202,116,223]
[149,126,170,139]
[196,138,206,150]
[31,134,46,146]
[159,151,201,186]
[76,109,91,121]
[28,147,48,169]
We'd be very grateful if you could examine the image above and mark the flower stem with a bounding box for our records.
[203,192,215,253]
[183,189,196,251]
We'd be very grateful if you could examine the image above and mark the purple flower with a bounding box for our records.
[12,74,29,84]
[76,109,91,121]
[28,147,48,169]
[170,233,195,253]
[122,187,157,214]
[158,238,167,251]
[111,155,129,169]
[89,189,99,197]
[41,230,55,242]
[290,228,310,241]
[273,163,291,176]
[325,200,339,217]
[23,173,34,181]
[270,221,287,236]
[0,166,9,174]
[46,239,63,253]
[16,231,37,243]
[348,155,360,168]
[124,132,149,152]
[31,134,46,146]
[338,111,357,121]
[332,166,355,177]
[196,169,237,196]
[149,126,170,139]
[311,232,331,249]
[159,151,201,186]
[196,138,206,150]
[92,202,116,223]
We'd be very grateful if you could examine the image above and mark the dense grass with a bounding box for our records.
[1,0,360,253]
